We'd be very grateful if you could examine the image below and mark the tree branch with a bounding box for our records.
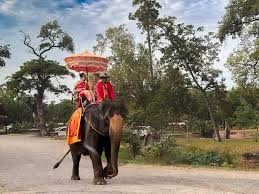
[20,31,42,59]
[39,35,59,58]
[185,62,204,92]
[252,59,258,75]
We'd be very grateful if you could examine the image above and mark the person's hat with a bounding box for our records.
[99,72,110,78]
[79,71,86,77]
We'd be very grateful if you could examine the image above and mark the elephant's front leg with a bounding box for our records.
[89,151,106,185]
[87,134,106,185]
[103,138,113,179]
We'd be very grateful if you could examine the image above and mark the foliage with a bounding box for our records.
[189,119,213,138]
[94,25,151,108]
[122,127,142,158]
[142,135,176,160]
[45,100,75,124]
[94,25,192,129]
[225,85,259,127]
[129,0,161,31]
[0,44,11,67]
[13,121,33,131]
[158,16,223,141]
[140,135,233,166]
[145,68,190,129]
[6,20,74,135]
[176,147,233,167]
[120,137,254,167]
[6,60,71,95]
[218,0,259,41]
[226,30,259,84]
[158,17,222,91]
[233,103,257,128]
[21,20,74,59]
[129,0,162,77]
[126,109,146,126]
[0,87,33,124]
[219,1,259,84]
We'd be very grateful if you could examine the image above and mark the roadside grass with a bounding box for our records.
[175,138,259,167]
[118,138,259,169]
[175,138,258,153]
[0,185,6,193]
[118,145,153,165]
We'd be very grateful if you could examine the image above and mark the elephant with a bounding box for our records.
[53,99,126,185]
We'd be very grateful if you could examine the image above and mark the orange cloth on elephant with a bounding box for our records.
[67,107,83,145]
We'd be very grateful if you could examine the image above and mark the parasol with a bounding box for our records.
[64,52,109,73]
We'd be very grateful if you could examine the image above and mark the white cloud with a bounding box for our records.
[0,0,17,15]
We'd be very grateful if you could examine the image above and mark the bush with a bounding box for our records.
[142,135,176,163]
[233,104,257,129]
[142,136,233,167]
[12,121,33,132]
[126,109,146,126]
[189,119,213,138]
[122,129,141,158]
[182,148,233,166]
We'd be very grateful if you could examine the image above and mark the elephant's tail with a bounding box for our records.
[53,149,71,169]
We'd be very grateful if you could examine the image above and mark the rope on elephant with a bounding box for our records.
[87,120,106,136]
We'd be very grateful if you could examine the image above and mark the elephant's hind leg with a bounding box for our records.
[71,152,81,180]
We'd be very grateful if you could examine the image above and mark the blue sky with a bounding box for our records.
[0,0,237,102]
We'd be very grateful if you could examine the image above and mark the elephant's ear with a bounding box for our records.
[98,99,113,120]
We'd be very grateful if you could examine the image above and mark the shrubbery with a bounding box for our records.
[189,119,214,138]
[176,147,233,167]
[122,133,234,167]
[122,129,142,158]
[12,121,33,132]
[142,135,176,160]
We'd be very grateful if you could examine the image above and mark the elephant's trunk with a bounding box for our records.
[109,114,123,178]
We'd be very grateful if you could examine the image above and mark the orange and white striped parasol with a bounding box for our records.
[64,53,109,73]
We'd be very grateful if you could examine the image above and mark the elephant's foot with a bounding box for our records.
[104,166,113,179]
[71,175,80,180]
[92,177,107,185]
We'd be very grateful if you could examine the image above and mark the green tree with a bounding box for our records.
[129,0,162,77]
[158,17,222,141]
[218,0,259,41]
[6,20,74,136]
[219,0,259,83]
[0,44,11,67]
[93,25,151,108]
[226,30,259,84]
[0,86,33,124]
[233,103,257,128]
[145,67,190,129]
[45,100,74,124]
[94,25,195,130]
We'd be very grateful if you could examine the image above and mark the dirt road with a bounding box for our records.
[0,134,259,194]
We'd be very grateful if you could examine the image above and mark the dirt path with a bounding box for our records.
[0,134,259,194]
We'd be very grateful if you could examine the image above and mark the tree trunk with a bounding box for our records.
[36,96,48,136]
[224,120,230,139]
[202,91,221,142]
[147,26,153,78]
